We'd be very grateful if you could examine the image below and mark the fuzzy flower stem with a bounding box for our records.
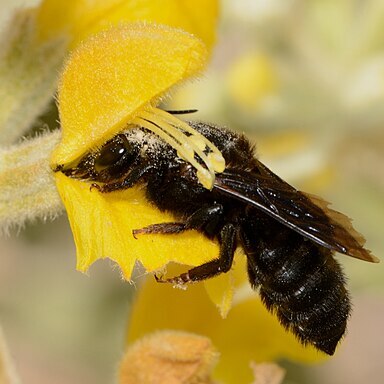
[0,8,66,145]
[0,130,63,233]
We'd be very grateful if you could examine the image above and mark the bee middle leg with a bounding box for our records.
[132,204,224,237]
[156,223,237,284]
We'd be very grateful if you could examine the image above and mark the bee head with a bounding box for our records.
[57,133,140,183]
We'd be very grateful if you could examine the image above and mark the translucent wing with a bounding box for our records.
[214,160,378,263]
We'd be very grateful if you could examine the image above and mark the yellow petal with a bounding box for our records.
[128,274,327,384]
[204,273,234,319]
[55,173,219,279]
[36,0,218,51]
[203,253,245,318]
[51,23,207,166]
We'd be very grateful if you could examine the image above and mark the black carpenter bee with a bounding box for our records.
[56,111,378,355]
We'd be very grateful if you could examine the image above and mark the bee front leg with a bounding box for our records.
[156,223,237,285]
[97,164,155,193]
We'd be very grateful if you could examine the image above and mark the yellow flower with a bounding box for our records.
[52,23,225,279]
[127,261,326,384]
[0,0,219,230]
[119,329,287,384]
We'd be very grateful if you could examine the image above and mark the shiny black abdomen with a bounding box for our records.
[239,210,350,355]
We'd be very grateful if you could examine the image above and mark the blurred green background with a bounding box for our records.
[1,0,384,383]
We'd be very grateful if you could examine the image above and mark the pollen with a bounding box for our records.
[133,106,226,189]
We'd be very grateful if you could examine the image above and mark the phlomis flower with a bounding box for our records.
[51,24,227,292]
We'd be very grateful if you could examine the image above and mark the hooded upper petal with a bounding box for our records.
[51,23,207,165]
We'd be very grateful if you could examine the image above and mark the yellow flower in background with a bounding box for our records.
[119,331,220,384]
[225,52,279,111]
[118,329,285,384]
[36,0,218,51]
[127,261,326,384]
[52,23,226,280]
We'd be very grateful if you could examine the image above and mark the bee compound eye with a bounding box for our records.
[94,135,135,172]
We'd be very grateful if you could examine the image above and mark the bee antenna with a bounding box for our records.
[165,109,198,115]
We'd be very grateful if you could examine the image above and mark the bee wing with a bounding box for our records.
[214,160,378,263]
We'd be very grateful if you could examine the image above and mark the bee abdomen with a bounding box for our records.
[247,241,351,355]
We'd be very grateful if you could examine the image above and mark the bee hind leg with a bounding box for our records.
[132,222,185,238]
[156,222,237,285]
